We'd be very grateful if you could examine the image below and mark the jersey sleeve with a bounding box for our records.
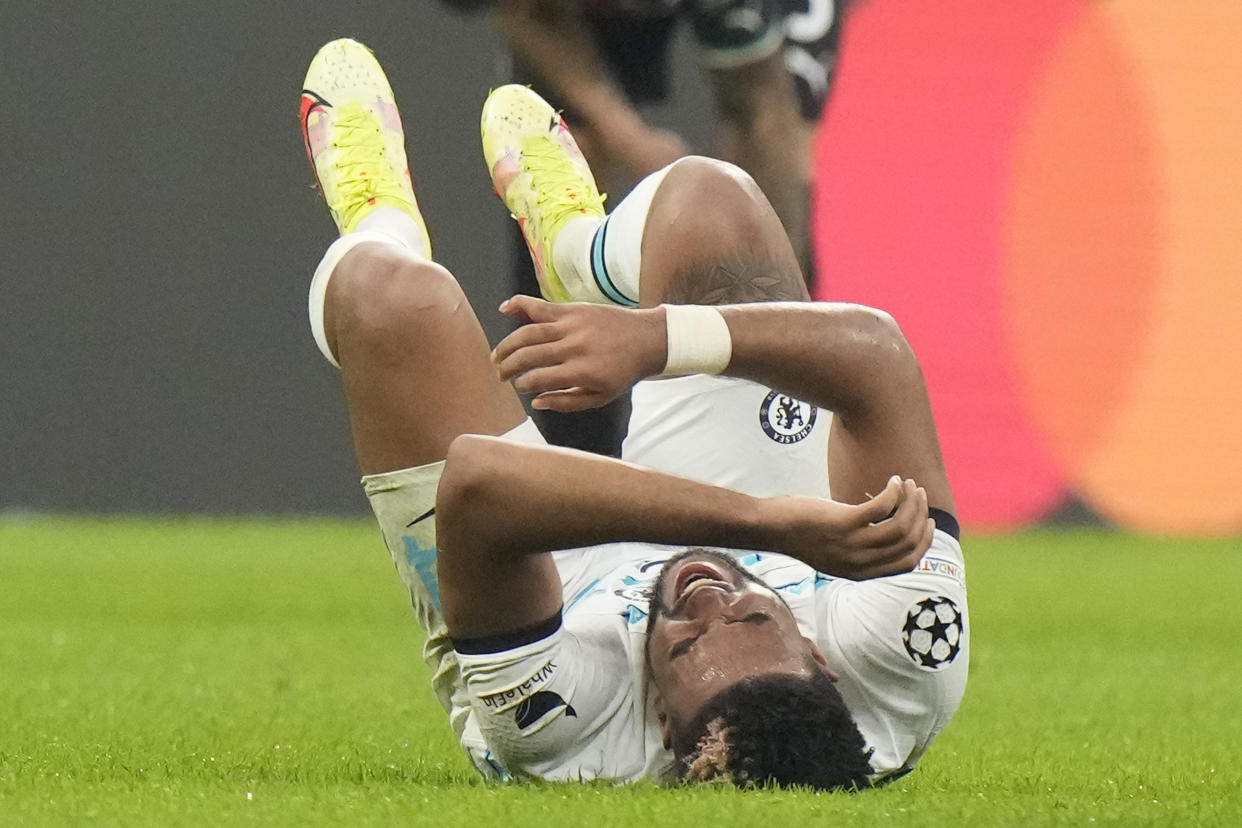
[453,610,637,780]
[816,529,970,779]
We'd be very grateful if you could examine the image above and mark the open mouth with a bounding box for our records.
[673,562,731,603]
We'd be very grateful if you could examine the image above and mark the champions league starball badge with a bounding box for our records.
[759,391,817,444]
[901,596,965,669]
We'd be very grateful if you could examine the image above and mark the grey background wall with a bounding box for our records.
[0,1,712,515]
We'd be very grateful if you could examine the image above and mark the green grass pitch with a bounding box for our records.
[2,518,1239,825]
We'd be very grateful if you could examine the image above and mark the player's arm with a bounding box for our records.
[491,0,688,176]
[720,301,953,515]
[435,435,932,640]
[491,297,955,514]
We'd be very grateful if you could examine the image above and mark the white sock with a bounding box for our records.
[549,163,676,306]
[356,206,431,260]
[551,215,607,303]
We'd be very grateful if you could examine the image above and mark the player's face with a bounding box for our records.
[646,550,821,735]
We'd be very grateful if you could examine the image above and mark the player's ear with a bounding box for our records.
[805,637,840,682]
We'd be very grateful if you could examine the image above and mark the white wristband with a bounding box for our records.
[661,304,733,376]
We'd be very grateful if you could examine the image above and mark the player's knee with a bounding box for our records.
[664,156,764,202]
[327,244,465,353]
[660,156,771,236]
[647,156,803,304]
[439,435,491,511]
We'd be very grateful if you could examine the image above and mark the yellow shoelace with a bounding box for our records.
[520,134,605,235]
[329,101,408,229]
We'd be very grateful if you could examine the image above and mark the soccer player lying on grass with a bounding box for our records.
[300,40,968,790]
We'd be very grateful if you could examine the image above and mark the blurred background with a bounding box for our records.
[1,0,1239,536]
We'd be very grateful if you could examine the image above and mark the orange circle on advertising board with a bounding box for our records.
[1002,4,1162,503]
[1066,0,1242,533]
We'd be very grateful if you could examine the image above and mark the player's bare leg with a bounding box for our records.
[323,244,525,475]
[301,41,531,752]
[487,99,949,513]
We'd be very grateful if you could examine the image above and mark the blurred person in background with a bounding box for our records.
[439,0,853,456]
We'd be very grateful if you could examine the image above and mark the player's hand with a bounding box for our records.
[768,476,934,580]
[492,295,666,411]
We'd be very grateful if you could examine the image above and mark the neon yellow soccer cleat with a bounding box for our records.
[481,84,605,302]
[300,38,431,254]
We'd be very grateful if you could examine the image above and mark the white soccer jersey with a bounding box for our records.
[454,374,967,783]
[455,531,968,783]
